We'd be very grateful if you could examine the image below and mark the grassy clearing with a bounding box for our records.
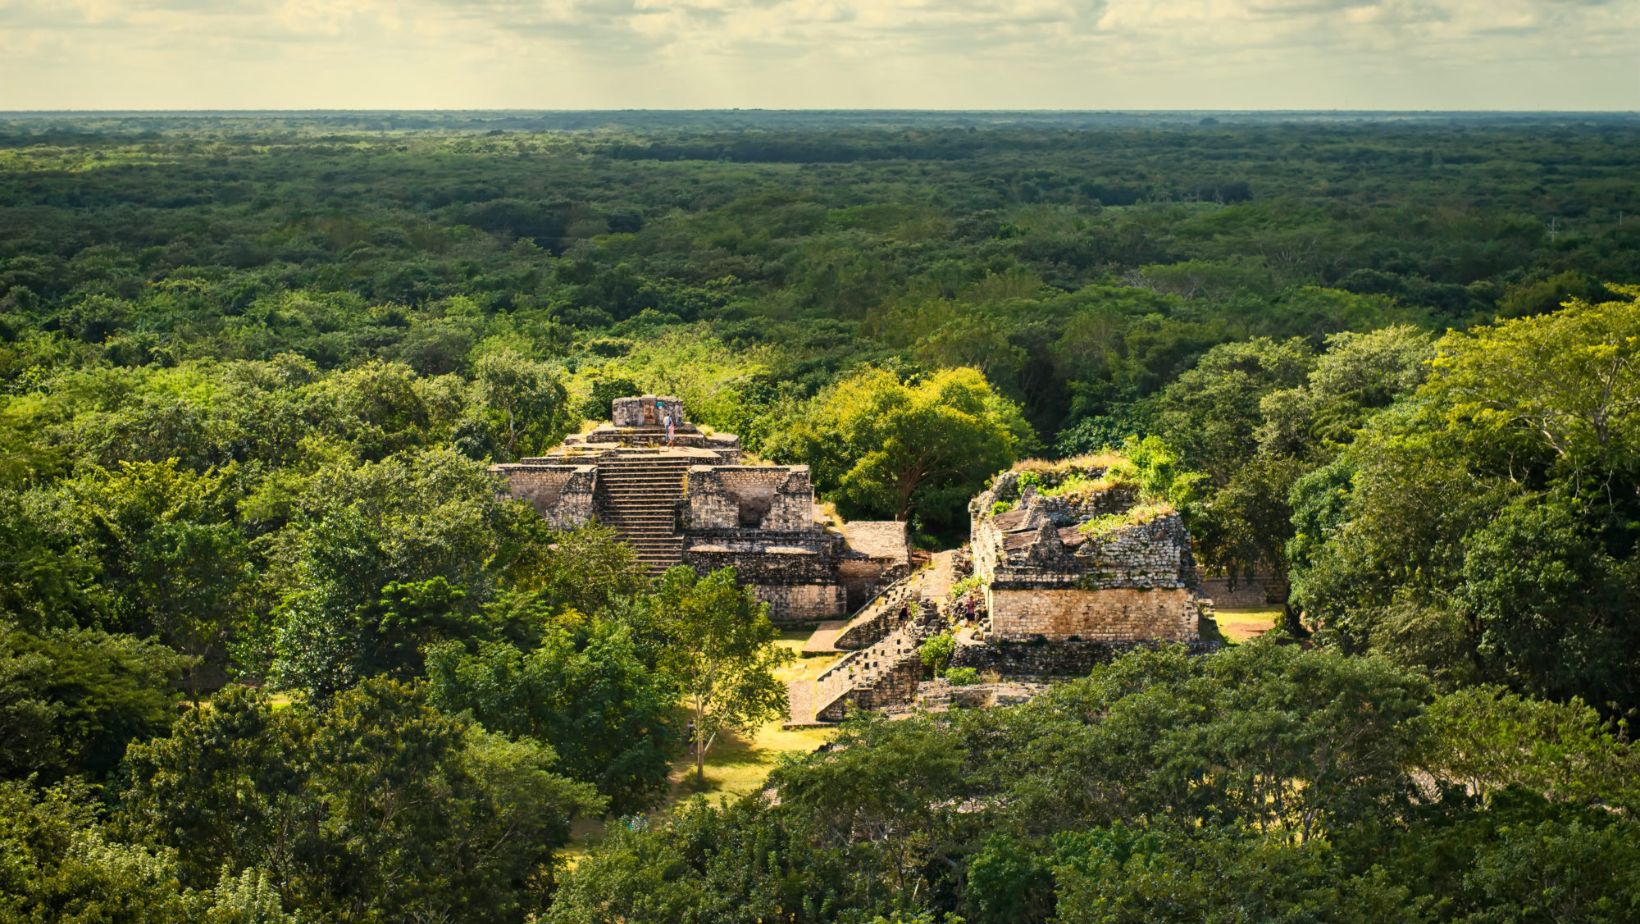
[565,628,839,862]
[667,629,838,801]
[1214,607,1282,644]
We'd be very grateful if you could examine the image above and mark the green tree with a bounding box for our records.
[1151,336,1314,487]
[919,633,956,677]
[647,567,791,783]
[0,627,191,780]
[266,448,549,695]
[121,680,600,922]
[1418,684,1640,810]
[1291,291,1640,708]
[63,460,253,696]
[1156,327,1432,625]
[462,347,573,461]
[425,619,680,813]
[531,522,651,617]
[775,366,1036,539]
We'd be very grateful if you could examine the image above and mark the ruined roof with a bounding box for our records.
[841,521,910,563]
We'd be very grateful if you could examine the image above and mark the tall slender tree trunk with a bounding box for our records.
[694,698,706,783]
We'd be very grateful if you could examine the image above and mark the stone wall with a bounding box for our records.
[685,466,815,531]
[987,586,1200,641]
[913,679,1048,711]
[1073,516,1199,590]
[682,533,842,581]
[843,656,923,714]
[493,464,595,529]
[951,637,1220,677]
[612,395,686,428]
[837,521,912,610]
[837,559,900,612]
[682,537,848,624]
[817,629,926,721]
[979,514,1197,592]
[814,602,941,720]
[751,582,848,623]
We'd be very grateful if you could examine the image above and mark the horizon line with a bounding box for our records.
[2,107,1636,116]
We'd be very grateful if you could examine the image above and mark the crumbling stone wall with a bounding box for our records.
[686,467,815,531]
[987,587,1199,641]
[1075,517,1200,590]
[840,657,923,715]
[970,459,1207,645]
[978,515,1197,591]
[913,678,1048,711]
[493,464,595,529]
[1199,571,1288,607]
[837,521,912,610]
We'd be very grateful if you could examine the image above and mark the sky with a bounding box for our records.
[0,0,1635,111]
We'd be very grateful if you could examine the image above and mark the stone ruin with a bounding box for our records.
[491,396,910,623]
[787,456,1215,725]
[967,464,1206,645]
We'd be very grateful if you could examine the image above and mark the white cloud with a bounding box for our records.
[0,0,1632,108]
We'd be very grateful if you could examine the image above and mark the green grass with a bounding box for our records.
[1214,607,1282,644]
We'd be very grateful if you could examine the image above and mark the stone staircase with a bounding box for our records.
[594,452,694,575]
[832,576,924,650]
[786,590,941,726]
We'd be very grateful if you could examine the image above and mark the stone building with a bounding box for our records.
[968,461,1207,643]
[491,396,909,623]
[786,457,1215,725]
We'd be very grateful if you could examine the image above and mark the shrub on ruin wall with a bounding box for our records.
[1077,502,1175,540]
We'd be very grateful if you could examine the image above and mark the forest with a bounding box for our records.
[1,111,1638,922]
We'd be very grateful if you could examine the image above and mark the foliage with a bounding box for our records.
[1418,684,1640,810]
[1290,291,1640,708]
[547,642,1640,922]
[773,367,1036,540]
[644,566,792,782]
[119,680,601,922]
[0,627,192,781]
[919,633,956,676]
[0,779,301,923]
[266,447,553,696]
[1076,502,1175,539]
[2,112,1640,923]
[464,347,574,461]
[425,619,680,813]
[1151,325,1435,638]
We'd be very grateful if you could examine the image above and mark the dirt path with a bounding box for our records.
[920,549,958,602]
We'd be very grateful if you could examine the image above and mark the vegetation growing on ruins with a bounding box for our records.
[1076,501,1176,540]
[1,112,1638,920]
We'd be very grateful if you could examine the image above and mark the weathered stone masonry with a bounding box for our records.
[492,396,909,624]
[970,467,1208,644]
[498,464,596,530]
[787,457,1218,725]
